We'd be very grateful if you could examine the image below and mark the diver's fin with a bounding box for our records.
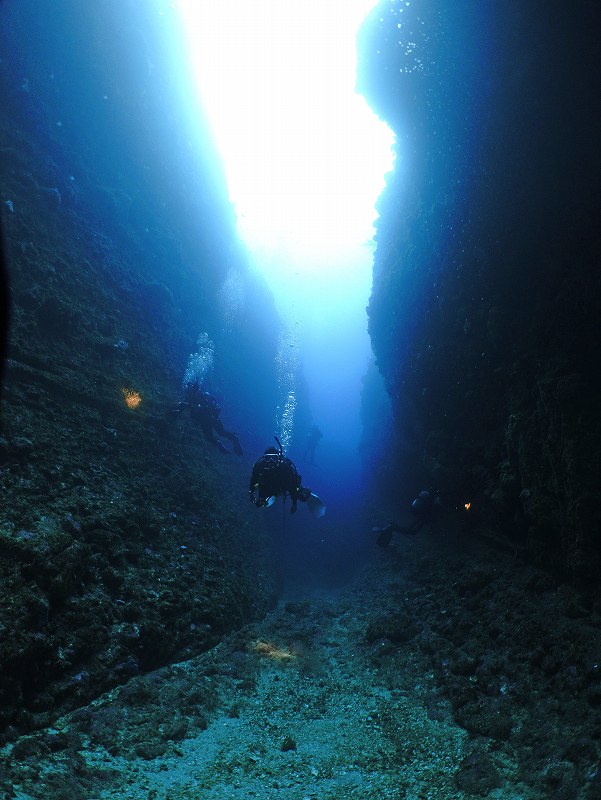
[306,492,326,518]
[376,528,393,547]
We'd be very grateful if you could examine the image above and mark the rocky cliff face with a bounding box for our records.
[0,2,282,739]
[359,1,601,582]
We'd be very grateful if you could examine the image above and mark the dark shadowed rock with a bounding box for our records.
[455,751,501,796]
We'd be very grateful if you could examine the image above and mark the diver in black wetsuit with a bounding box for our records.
[248,435,330,518]
[249,445,311,513]
[172,379,243,455]
[372,490,446,546]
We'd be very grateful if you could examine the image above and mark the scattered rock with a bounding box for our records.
[365,612,417,644]
[455,751,501,796]
[281,736,296,752]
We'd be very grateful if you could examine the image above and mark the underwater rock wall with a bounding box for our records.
[359,1,601,581]
[0,3,281,739]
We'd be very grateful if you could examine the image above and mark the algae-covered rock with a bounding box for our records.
[360,0,601,583]
[455,751,501,796]
[365,612,418,645]
[0,13,280,735]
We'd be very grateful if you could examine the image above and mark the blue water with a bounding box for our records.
[0,0,380,590]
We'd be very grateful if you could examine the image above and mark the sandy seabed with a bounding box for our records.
[2,527,596,800]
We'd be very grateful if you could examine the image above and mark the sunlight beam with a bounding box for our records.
[175,0,394,275]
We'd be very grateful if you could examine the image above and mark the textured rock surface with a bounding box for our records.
[359,1,601,582]
[2,530,601,799]
[0,3,282,739]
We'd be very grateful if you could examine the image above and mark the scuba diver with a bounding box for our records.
[372,490,447,546]
[303,424,323,464]
[249,438,326,517]
[172,379,243,456]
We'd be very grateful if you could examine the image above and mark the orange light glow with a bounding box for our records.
[250,640,296,661]
[121,388,142,410]
[464,502,471,511]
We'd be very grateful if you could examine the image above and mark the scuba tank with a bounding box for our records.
[411,490,432,513]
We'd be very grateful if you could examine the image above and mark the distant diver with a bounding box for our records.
[172,379,243,456]
[249,438,326,517]
[372,490,447,546]
[303,424,323,464]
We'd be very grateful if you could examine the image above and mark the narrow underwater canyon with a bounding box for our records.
[0,3,600,798]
